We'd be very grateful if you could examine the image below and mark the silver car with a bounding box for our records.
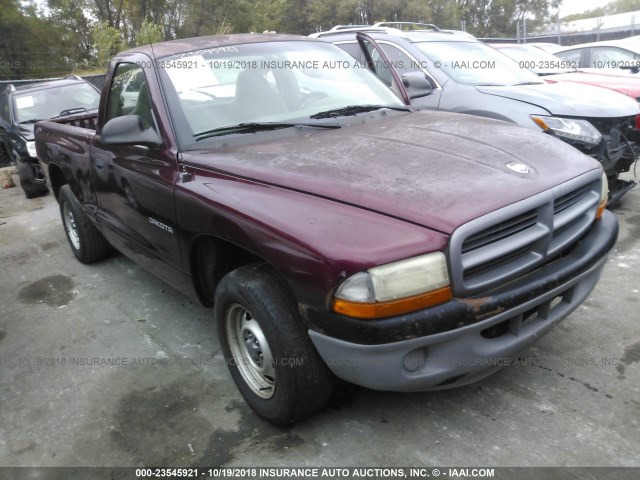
[316,27,640,204]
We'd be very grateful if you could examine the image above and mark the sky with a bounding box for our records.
[559,0,614,16]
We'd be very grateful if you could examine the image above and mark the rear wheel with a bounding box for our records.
[59,185,111,263]
[215,263,333,425]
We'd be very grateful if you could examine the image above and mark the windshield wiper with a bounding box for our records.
[19,119,45,124]
[510,82,544,86]
[58,107,88,117]
[194,122,340,141]
[309,104,410,119]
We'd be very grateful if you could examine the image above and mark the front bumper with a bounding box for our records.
[307,211,618,391]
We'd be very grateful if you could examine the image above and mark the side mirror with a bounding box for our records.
[402,72,433,99]
[101,115,162,147]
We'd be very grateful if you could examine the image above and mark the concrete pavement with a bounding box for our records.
[0,174,638,469]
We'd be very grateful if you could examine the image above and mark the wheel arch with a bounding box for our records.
[47,163,67,201]
[190,234,273,308]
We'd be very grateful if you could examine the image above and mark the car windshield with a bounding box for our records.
[414,41,544,86]
[497,45,575,75]
[158,40,405,137]
[13,83,100,123]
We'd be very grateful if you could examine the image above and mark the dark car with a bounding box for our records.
[0,76,100,198]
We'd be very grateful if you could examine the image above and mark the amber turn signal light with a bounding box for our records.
[332,286,453,320]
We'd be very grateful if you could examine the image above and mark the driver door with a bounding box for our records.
[91,59,184,287]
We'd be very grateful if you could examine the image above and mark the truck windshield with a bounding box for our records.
[414,41,545,86]
[14,83,100,123]
[158,41,405,137]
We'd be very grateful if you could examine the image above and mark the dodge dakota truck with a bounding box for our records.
[35,33,618,425]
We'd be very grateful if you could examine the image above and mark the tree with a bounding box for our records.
[136,18,164,46]
[606,0,640,14]
[93,21,126,68]
[47,0,94,69]
[1,0,71,79]
[459,0,561,37]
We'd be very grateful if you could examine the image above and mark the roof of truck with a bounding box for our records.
[125,33,319,59]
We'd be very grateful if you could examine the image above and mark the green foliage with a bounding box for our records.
[93,21,126,68]
[46,0,94,69]
[0,0,73,79]
[136,19,164,46]
[460,0,562,37]
[561,0,640,21]
[1,0,580,80]
[606,0,640,15]
[561,8,607,22]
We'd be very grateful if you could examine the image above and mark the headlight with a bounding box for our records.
[597,171,608,219]
[26,141,37,158]
[332,252,452,319]
[531,115,602,146]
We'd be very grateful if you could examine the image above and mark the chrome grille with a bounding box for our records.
[449,171,602,297]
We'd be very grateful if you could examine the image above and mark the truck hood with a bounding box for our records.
[476,81,640,117]
[543,71,640,99]
[183,111,600,234]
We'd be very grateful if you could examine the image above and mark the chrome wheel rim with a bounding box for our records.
[226,303,276,399]
[63,202,80,250]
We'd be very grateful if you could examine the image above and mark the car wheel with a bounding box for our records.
[17,159,47,199]
[215,263,333,425]
[58,184,111,264]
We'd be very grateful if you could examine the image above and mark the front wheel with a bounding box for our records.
[59,185,111,264]
[215,263,333,425]
[17,160,47,199]
[0,144,11,167]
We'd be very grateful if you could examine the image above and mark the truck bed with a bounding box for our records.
[34,112,97,202]
[51,110,98,130]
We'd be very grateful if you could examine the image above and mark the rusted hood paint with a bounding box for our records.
[183,111,600,234]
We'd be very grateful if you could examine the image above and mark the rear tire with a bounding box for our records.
[215,263,333,425]
[59,184,111,264]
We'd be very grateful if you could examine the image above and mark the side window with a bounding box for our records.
[589,47,638,67]
[555,48,583,66]
[379,44,418,75]
[369,47,394,87]
[105,63,154,128]
[336,42,365,64]
[357,36,406,102]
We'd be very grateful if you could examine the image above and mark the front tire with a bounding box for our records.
[0,144,11,167]
[17,160,47,199]
[215,263,333,425]
[59,185,111,264]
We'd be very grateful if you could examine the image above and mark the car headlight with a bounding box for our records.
[26,141,37,158]
[597,171,608,219]
[531,115,602,146]
[332,252,452,319]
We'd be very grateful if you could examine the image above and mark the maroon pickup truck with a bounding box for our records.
[35,34,618,425]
